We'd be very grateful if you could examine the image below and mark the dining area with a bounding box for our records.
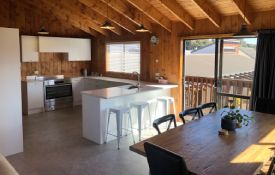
[129,101,275,175]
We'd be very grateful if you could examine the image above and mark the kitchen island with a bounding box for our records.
[81,80,177,144]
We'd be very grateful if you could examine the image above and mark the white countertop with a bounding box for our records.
[83,76,178,89]
[81,76,178,99]
[82,85,162,99]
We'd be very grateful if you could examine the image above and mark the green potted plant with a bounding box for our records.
[221,102,253,131]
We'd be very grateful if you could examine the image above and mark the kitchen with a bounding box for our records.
[1,0,275,175]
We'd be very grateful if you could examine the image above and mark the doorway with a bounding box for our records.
[183,37,257,110]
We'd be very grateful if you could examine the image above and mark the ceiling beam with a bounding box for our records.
[41,0,109,36]
[65,0,122,35]
[232,0,253,25]
[79,0,137,34]
[99,0,152,32]
[191,0,221,27]
[126,0,172,32]
[25,0,100,37]
[154,0,194,30]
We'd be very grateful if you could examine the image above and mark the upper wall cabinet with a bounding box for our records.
[38,36,70,53]
[21,35,39,62]
[69,38,91,61]
[38,36,91,61]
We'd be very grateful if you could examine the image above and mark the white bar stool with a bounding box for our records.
[130,101,152,141]
[147,99,158,119]
[105,106,135,150]
[156,96,176,116]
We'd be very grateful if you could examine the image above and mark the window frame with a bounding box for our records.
[105,41,141,75]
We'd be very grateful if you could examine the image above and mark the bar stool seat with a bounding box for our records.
[156,96,176,115]
[130,101,152,141]
[105,106,135,150]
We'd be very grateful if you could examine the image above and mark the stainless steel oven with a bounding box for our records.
[44,78,73,111]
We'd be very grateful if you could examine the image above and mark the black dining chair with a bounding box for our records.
[152,114,177,135]
[144,142,191,175]
[255,98,275,115]
[179,107,201,124]
[198,102,217,116]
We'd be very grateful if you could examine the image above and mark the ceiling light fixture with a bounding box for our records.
[233,0,254,37]
[101,0,115,30]
[136,24,149,33]
[101,21,115,30]
[38,27,49,35]
[136,12,149,33]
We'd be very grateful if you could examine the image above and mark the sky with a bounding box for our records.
[243,38,257,45]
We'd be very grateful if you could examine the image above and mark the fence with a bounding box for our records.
[184,76,253,109]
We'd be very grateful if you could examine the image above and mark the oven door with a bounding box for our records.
[44,83,73,111]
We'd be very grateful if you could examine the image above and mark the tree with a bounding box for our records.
[185,39,214,50]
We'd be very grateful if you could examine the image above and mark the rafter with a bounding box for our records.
[126,0,172,32]
[154,0,194,30]
[191,0,221,27]
[232,0,253,25]
[99,0,152,32]
[79,0,137,34]
[65,0,122,35]
[41,0,109,36]
[24,0,99,37]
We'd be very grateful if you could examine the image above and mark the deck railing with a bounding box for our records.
[184,76,253,110]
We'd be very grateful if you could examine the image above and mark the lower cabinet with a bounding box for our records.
[22,81,44,115]
[71,78,84,106]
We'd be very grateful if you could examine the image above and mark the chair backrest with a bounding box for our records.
[198,102,217,116]
[153,114,177,135]
[144,142,189,175]
[179,107,200,124]
[255,98,275,115]
[267,156,275,175]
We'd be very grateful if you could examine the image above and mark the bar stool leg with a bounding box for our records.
[116,112,122,150]
[137,107,142,141]
[105,110,111,144]
[172,100,176,115]
[128,111,135,144]
[165,100,169,115]
[147,105,152,127]
[155,101,159,118]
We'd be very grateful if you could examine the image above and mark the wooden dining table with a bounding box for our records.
[130,109,275,175]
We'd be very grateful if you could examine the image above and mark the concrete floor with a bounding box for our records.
[7,107,150,175]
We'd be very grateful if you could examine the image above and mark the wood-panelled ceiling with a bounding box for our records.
[15,0,275,37]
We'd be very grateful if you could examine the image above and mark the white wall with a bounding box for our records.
[0,27,23,156]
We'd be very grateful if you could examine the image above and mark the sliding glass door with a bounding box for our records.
[183,37,257,110]
[183,39,217,109]
[216,38,257,109]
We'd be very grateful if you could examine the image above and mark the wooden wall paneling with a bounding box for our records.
[21,53,91,78]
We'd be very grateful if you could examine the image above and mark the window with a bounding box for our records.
[106,42,141,73]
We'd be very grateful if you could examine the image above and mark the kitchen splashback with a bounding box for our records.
[21,53,91,79]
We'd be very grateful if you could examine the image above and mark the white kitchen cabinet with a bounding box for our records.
[71,78,83,106]
[22,81,44,115]
[38,36,70,53]
[68,38,91,61]
[21,35,39,62]
[0,27,23,156]
[38,36,91,61]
